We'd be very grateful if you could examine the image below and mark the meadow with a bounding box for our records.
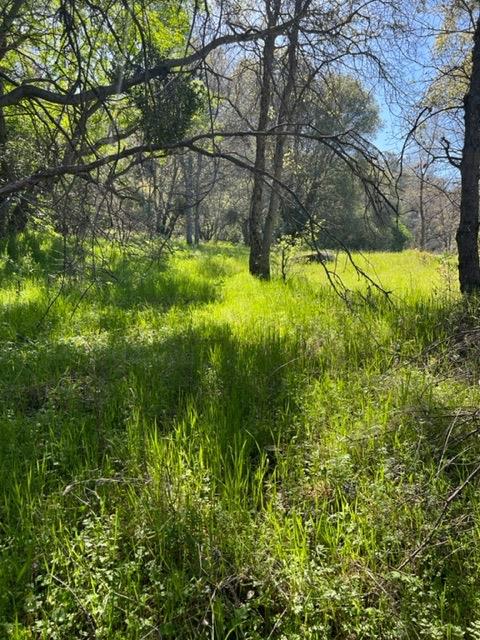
[1,236,480,639]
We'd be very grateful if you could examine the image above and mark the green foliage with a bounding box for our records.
[0,0,195,239]
[282,200,411,252]
[1,241,480,639]
[271,234,305,281]
[390,221,412,251]
[281,73,407,252]
[323,209,411,252]
[426,2,476,111]
[133,74,205,146]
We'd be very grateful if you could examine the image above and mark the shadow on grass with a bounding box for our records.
[0,319,307,469]
[0,259,222,341]
[0,317,312,623]
[180,242,249,260]
[100,257,222,310]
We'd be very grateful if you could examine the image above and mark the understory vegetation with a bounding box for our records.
[2,238,480,639]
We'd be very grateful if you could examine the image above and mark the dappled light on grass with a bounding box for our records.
[2,244,480,639]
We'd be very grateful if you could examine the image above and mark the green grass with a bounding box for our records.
[1,238,480,639]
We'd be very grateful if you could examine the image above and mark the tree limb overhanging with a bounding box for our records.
[0,16,308,109]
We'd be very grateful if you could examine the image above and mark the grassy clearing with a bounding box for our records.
[1,238,480,639]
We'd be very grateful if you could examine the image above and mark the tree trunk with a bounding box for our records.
[0,77,9,236]
[183,155,194,245]
[418,168,426,251]
[157,158,178,236]
[248,0,280,278]
[261,0,301,279]
[242,217,250,245]
[0,32,10,238]
[457,15,480,294]
[0,3,30,237]
[194,154,202,244]
[0,79,26,237]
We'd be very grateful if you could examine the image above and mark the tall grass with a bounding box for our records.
[1,237,479,639]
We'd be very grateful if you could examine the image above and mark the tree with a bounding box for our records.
[0,0,304,199]
[238,0,405,278]
[413,1,480,291]
[279,74,404,252]
[0,0,410,281]
[458,12,480,292]
[248,0,302,279]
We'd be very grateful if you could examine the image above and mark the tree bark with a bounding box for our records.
[261,0,302,279]
[457,15,480,294]
[182,155,194,245]
[0,3,30,238]
[248,0,280,278]
[0,30,10,237]
[418,167,426,251]
[194,154,203,244]
[0,77,9,236]
[157,158,178,236]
